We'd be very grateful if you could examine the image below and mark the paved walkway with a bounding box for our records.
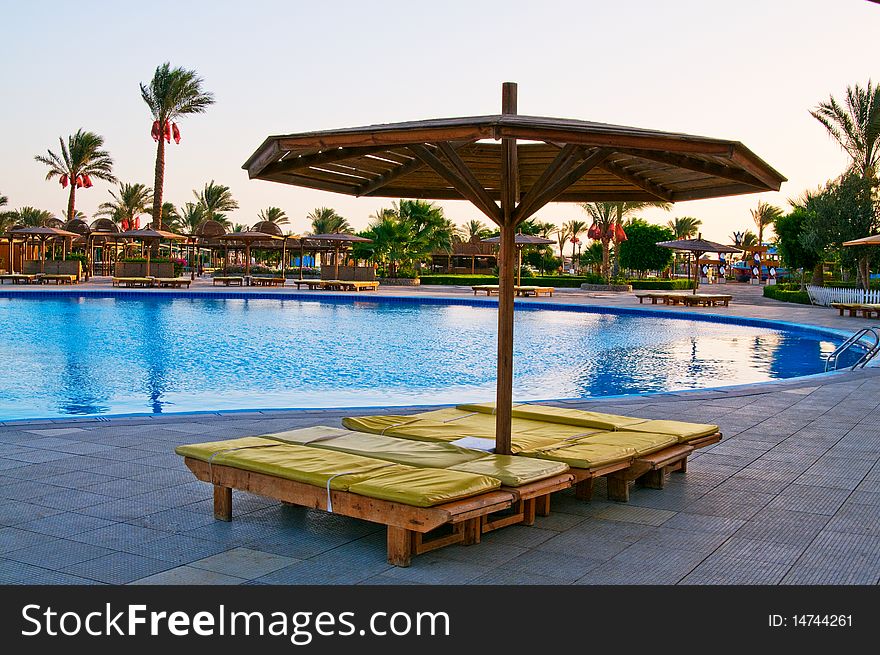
[1,281,878,584]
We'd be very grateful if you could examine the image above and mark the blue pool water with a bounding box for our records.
[0,295,844,420]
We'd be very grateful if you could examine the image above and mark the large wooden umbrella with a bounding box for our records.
[304,233,373,279]
[657,235,741,292]
[243,82,785,454]
[117,228,187,277]
[215,231,283,279]
[9,226,80,273]
[482,232,555,286]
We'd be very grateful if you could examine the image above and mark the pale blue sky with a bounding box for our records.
[1,0,877,241]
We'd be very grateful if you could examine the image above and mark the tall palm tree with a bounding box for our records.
[5,207,56,227]
[667,216,702,239]
[257,206,289,226]
[0,194,7,211]
[750,200,782,245]
[811,80,880,182]
[307,207,351,234]
[178,202,206,234]
[96,182,152,229]
[553,224,571,266]
[459,219,492,241]
[34,129,116,221]
[195,181,238,221]
[563,220,588,271]
[141,62,215,229]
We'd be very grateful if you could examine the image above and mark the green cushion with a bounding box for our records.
[449,455,569,486]
[348,467,500,507]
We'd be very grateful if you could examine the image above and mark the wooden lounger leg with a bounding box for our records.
[387,527,413,567]
[522,498,537,526]
[535,493,551,516]
[606,475,630,502]
[575,478,594,501]
[674,457,687,474]
[638,469,666,490]
[462,518,482,545]
[214,485,232,521]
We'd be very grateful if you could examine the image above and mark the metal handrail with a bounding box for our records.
[825,326,880,372]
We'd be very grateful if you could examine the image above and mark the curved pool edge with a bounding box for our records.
[0,288,860,424]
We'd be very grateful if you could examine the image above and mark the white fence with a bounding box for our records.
[807,285,880,307]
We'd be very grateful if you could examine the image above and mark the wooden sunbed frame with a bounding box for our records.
[566,432,721,502]
[831,302,880,319]
[250,276,286,287]
[154,278,192,289]
[292,279,323,289]
[213,276,244,286]
[112,277,154,288]
[183,457,570,566]
[0,273,38,284]
[634,292,689,305]
[473,285,554,297]
[681,294,732,307]
[320,280,379,291]
[37,274,78,285]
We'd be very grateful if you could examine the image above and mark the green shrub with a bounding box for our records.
[763,284,812,305]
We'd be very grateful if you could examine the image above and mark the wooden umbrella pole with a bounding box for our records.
[334,245,340,279]
[299,242,305,280]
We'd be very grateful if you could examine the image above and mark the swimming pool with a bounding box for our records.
[0,293,846,420]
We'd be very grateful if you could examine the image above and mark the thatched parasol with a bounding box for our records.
[215,231,283,278]
[9,226,80,273]
[117,228,187,277]
[303,233,373,279]
[482,232,555,285]
[656,234,741,292]
[243,82,784,454]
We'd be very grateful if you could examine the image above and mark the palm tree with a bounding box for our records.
[811,80,880,182]
[34,129,116,221]
[0,194,7,211]
[257,206,289,226]
[96,182,152,229]
[5,207,56,227]
[563,220,588,271]
[667,216,702,239]
[178,202,206,234]
[195,181,238,221]
[741,230,758,248]
[141,62,215,229]
[553,224,571,268]
[750,200,782,245]
[307,207,351,234]
[580,201,670,280]
[459,219,492,241]
[231,223,247,233]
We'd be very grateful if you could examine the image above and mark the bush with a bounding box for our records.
[763,284,812,305]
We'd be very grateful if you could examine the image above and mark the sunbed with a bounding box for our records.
[37,274,78,285]
[292,279,322,289]
[472,285,499,295]
[681,293,732,307]
[831,302,880,319]
[212,276,244,286]
[176,430,572,565]
[250,276,286,287]
[634,292,690,305]
[0,273,39,284]
[342,402,721,502]
[516,286,554,297]
[153,277,192,288]
[112,277,154,288]
[319,280,379,291]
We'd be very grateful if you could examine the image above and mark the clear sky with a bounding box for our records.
[1,0,877,242]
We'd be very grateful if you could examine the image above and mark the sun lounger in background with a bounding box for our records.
[831,302,880,319]
[319,280,379,291]
[37,273,78,285]
[112,277,154,288]
[250,276,286,287]
[292,279,323,289]
[0,273,39,284]
[473,284,555,297]
[212,276,244,286]
[153,277,192,288]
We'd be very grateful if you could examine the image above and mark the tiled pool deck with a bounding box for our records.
[1,281,878,584]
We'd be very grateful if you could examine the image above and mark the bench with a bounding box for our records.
[472,285,499,296]
[0,274,39,285]
[634,292,690,304]
[292,279,323,289]
[153,278,192,288]
[681,294,732,307]
[37,274,78,285]
[831,302,880,318]
[320,280,379,292]
[250,276,286,287]
[212,276,244,286]
[112,277,154,288]
[516,286,554,297]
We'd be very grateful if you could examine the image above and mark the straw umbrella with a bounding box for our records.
[117,228,187,277]
[656,234,741,293]
[304,233,373,279]
[215,231,283,280]
[242,82,785,454]
[482,232,555,286]
[843,234,880,295]
[9,226,80,273]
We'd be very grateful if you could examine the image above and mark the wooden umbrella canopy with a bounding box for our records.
[303,233,373,278]
[657,235,741,293]
[482,232,555,286]
[9,226,80,273]
[243,82,785,455]
[215,231,283,277]
[117,228,187,277]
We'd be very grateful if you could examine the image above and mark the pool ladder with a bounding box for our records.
[825,326,880,371]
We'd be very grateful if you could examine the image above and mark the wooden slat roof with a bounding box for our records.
[243,113,785,205]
